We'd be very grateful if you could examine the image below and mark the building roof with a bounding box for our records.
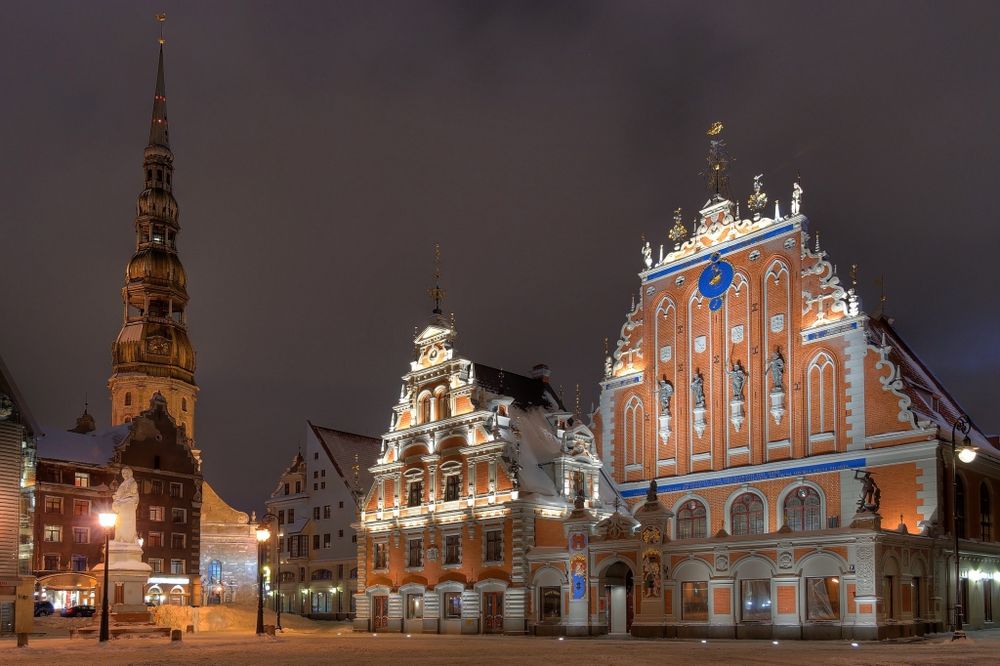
[308,422,380,499]
[473,363,563,410]
[0,351,40,437]
[201,480,250,525]
[36,424,131,465]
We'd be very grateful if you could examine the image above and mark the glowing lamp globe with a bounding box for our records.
[98,513,117,529]
[958,446,977,464]
[255,527,271,543]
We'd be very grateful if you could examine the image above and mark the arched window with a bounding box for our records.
[783,486,822,531]
[208,559,222,584]
[677,499,707,539]
[417,393,432,425]
[980,482,992,541]
[124,392,132,407]
[623,396,644,467]
[434,387,449,421]
[731,493,765,536]
[956,476,967,539]
[311,569,333,580]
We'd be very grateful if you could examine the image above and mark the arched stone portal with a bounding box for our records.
[600,561,634,636]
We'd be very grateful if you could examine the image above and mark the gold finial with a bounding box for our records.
[668,207,687,244]
[707,121,724,136]
[702,122,732,199]
[427,243,446,315]
[155,13,167,45]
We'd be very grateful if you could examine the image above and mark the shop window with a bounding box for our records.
[541,586,561,620]
[681,581,708,621]
[783,486,822,531]
[444,592,462,619]
[985,579,994,622]
[731,493,764,535]
[407,594,423,619]
[677,499,707,539]
[805,576,841,621]
[741,579,771,622]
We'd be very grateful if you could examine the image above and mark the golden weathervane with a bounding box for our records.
[155,13,167,45]
[707,121,724,136]
[428,243,446,314]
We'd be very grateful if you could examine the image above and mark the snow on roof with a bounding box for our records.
[282,514,310,535]
[36,423,131,465]
[308,422,380,496]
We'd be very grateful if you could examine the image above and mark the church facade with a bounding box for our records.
[586,129,1000,639]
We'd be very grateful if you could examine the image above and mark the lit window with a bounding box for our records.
[783,486,821,531]
[677,499,707,539]
[170,559,185,574]
[541,587,561,620]
[444,592,462,619]
[147,532,163,547]
[149,558,164,574]
[44,525,62,542]
[731,493,764,536]
[740,579,771,622]
[149,506,165,521]
[805,576,841,621]
[72,527,90,544]
[681,581,708,621]
[373,542,388,569]
[74,472,90,488]
[407,594,423,619]
[44,496,63,514]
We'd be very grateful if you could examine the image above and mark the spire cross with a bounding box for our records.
[155,12,167,45]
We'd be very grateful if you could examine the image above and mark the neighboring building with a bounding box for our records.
[0,354,39,634]
[265,423,379,619]
[36,395,203,607]
[199,482,257,606]
[353,307,615,635]
[585,129,1000,639]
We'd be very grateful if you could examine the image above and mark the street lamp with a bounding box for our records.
[97,512,117,642]
[275,531,284,631]
[951,415,976,640]
[255,524,271,636]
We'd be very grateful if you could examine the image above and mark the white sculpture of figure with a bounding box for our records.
[112,467,140,544]
[791,181,803,215]
[642,241,653,269]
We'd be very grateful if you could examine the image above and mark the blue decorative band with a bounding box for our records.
[643,223,796,283]
[619,456,867,498]
[603,373,643,391]
[804,321,859,341]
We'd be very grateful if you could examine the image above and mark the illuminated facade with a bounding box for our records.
[588,129,1000,638]
[354,308,615,635]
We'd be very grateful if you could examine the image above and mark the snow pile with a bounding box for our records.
[151,603,339,633]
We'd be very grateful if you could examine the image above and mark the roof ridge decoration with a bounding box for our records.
[800,229,852,328]
[870,331,921,430]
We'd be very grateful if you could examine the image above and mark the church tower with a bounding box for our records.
[109,38,197,439]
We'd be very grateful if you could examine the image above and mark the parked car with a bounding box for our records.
[34,600,54,617]
[60,605,96,617]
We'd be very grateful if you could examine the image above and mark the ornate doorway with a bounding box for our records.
[372,595,389,631]
[483,591,504,634]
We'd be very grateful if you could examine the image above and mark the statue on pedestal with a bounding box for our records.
[854,470,881,513]
[112,467,140,544]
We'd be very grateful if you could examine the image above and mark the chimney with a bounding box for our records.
[531,364,551,383]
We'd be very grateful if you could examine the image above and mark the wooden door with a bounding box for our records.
[372,595,388,631]
[483,592,504,634]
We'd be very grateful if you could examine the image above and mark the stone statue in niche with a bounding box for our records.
[112,467,140,543]
[658,377,673,415]
[854,470,881,513]
[691,372,705,408]
[766,348,785,391]
[728,361,747,400]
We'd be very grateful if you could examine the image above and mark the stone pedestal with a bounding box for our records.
[849,512,882,530]
[769,390,785,425]
[92,540,153,623]
[729,399,745,432]
[658,414,671,442]
[692,406,707,438]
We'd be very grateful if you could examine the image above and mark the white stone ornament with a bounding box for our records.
[770,314,785,333]
[112,467,140,544]
[659,345,672,362]
[694,336,707,353]
[730,325,744,344]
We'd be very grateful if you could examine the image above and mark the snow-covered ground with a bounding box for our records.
[4,607,997,665]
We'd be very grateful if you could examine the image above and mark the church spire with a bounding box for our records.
[109,20,197,441]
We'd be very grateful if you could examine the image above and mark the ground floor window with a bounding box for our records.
[540,587,561,621]
[444,592,462,619]
[882,576,895,619]
[960,578,970,624]
[805,576,840,621]
[407,593,423,619]
[912,577,922,619]
[681,582,708,621]
[740,580,771,622]
[985,579,994,623]
[312,591,332,613]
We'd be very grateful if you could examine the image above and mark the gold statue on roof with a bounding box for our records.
[668,207,687,245]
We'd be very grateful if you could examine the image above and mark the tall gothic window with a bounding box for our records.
[623,396,644,467]
[783,486,822,531]
[981,482,992,541]
[956,476,967,539]
[731,493,765,536]
[677,499,707,539]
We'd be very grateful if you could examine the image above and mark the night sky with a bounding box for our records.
[2,2,999,512]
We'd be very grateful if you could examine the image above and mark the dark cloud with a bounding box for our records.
[2,1,998,511]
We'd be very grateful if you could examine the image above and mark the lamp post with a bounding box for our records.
[97,512,117,642]
[275,531,283,631]
[950,415,976,640]
[255,523,271,635]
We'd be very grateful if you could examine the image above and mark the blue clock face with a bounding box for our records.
[698,254,734,311]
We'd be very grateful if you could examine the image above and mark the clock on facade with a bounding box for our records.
[697,253,735,311]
